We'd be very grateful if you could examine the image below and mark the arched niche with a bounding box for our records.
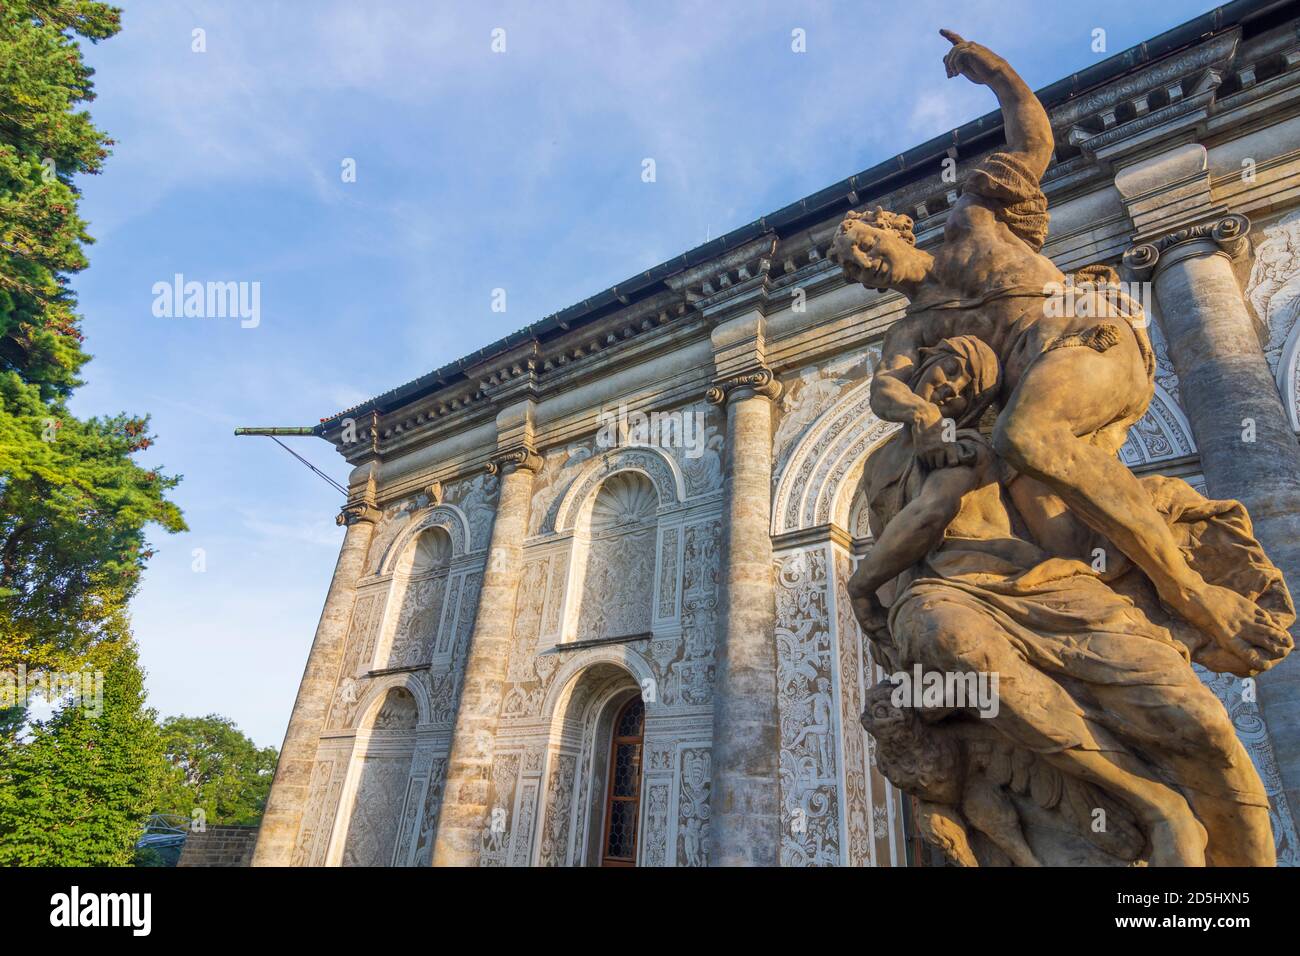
[549,446,689,646]
[773,374,1202,539]
[1274,316,1300,432]
[570,471,660,643]
[375,504,472,575]
[374,525,455,670]
[335,683,423,867]
[1118,384,1198,468]
[554,445,686,533]
[772,378,899,538]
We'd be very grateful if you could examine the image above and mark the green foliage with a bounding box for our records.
[0,381,185,673]
[0,2,188,867]
[154,714,277,826]
[0,0,121,396]
[0,0,184,675]
[0,642,166,865]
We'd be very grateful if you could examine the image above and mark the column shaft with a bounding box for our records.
[431,461,535,866]
[253,510,376,866]
[709,388,781,866]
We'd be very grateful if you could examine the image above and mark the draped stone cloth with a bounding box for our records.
[965,150,1051,252]
[864,426,1293,840]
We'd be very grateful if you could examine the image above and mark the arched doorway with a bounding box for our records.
[600,696,644,867]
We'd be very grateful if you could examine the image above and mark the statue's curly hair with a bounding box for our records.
[844,206,917,245]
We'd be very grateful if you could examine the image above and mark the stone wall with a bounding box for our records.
[177,825,258,867]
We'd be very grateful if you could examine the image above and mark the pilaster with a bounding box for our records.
[430,401,542,866]
[706,309,783,866]
[252,485,380,866]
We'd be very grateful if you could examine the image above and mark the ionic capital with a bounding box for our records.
[706,366,782,406]
[1122,212,1250,279]
[486,448,543,477]
[336,502,381,527]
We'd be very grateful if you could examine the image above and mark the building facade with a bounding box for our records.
[253,0,1300,866]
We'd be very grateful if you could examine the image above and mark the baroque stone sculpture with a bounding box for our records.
[832,31,1296,866]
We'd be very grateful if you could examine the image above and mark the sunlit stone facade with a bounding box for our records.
[255,3,1300,865]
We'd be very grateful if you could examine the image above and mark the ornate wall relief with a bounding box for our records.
[773,349,878,485]
[442,472,499,553]
[1118,385,1197,468]
[664,400,726,498]
[528,440,597,538]
[410,756,448,866]
[425,571,482,725]
[537,753,578,867]
[662,518,719,707]
[291,757,343,867]
[676,747,711,866]
[325,589,385,730]
[642,783,671,866]
[574,472,658,642]
[1247,209,1300,429]
[776,547,840,866]
[340,687,419,867]
[479,751,522,868]
[1196,666,1300,866]
[380,527,452,669]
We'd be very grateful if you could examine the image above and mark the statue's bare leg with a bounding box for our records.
[899,595,1207,865]
[993,338,1292,668]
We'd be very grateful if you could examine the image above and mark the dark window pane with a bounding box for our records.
[612,743,641,797]
[605,800,637,859]
[616,697,644,737]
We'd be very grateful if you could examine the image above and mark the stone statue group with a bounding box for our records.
[833,31,1296,866]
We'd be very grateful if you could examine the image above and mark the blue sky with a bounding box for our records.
[71,0,1214,747]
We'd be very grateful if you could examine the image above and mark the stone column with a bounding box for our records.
[1126,212,1300,827]
[707,366,782,866]
[431,446,540,867]
[252,500,379,866]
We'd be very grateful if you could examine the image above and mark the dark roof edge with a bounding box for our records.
[317,0,1286,433]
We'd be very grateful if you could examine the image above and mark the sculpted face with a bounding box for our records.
[830,216,932,293]
[914,355,972,422]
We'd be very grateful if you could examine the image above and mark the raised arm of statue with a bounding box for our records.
[941,29,1053,183]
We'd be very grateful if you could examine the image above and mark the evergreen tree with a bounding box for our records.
[0,642,166,865]
[0,0,184,674]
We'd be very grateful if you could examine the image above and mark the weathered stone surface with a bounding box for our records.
[253,506,377,866]
[709,371,781,866]
[430,452,538,866]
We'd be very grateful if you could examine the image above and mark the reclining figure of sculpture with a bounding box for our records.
[831,31,1296,866]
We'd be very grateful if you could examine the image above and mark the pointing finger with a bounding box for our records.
[940,29,965,46]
